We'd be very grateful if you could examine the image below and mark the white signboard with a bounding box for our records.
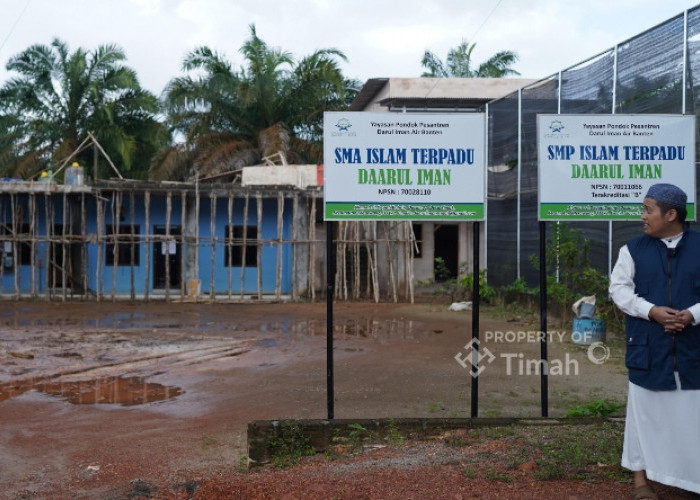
[323,112,486,221]
[537,114,695,221]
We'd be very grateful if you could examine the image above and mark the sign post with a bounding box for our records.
[537,113,696,417]
[323,111,487,418]
[538,114,695,221]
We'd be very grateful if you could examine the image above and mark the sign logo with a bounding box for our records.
[335,118,352,132]
[549,120,564,133]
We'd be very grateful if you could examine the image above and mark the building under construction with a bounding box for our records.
[0,163,419,302]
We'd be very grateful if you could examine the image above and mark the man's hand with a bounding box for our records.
[649,306,690,332]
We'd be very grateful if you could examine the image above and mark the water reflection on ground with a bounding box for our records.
[1,311,429,341]
[0,376,182,406]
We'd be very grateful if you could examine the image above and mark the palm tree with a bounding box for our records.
[152,24,360,181]
[0,38,165,180]
[421,40,520,78]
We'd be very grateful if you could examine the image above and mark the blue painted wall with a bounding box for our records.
[1,191,294,296]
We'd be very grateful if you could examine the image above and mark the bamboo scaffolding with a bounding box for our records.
[240,192,249,299]
[81,193,88,298]
[384,221,398,303]
[111,191,120,300]
[165,191,172,301]
[309,197,316,302]
[180,190,187,300]
[61,192,68,301]
[28,194,36,297]
[0,186,418,303]
[11,194,19,298]
[190,188,196,301]
[291,192,299,301]
[209,192,217,299]
[0,203,5,289]
[275,191,283,300]
[227,193,234,299]
[129,191,136,300]
[96,192,104,300]
[256,193,263,299]
[144,190,150,301]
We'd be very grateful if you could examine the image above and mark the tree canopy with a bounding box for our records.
[0,38,165,180]
[151,24,360,182]
[421,40,520,78]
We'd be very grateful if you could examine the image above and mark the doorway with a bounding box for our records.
[433,224,459,281]
[153,225,181,289]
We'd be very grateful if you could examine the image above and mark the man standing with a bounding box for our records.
[609,183,700,500]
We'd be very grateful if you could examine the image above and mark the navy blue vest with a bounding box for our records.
[626,230,700,390]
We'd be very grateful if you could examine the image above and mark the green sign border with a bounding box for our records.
[539,203,695,221]
[325,202,484,221]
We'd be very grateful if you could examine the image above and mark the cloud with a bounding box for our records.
[0,0,697,94]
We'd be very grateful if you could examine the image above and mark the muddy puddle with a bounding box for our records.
[0,304,436,406]
[0,376,182,406]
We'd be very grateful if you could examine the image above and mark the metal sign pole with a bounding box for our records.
[326,221,335,419]
[470,221,481,417]
[539,221,549,417]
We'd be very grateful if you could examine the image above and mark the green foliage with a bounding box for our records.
[530,222,612,323]
[502,276,531,293]
[460,269,497,304]
[421,40,520,78]
[528,423,626,481]
[426,257,462,302]
[434,257,452,282]
[461,466,477,479]
[427,259,497,305]
[155,24,360,181]
[347,423,369,450]
[0,38,165,180]
[269,422,315,467]
[385,419,405,446]
[564,399,624,418]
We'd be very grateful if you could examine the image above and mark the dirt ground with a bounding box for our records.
[0,299,689,499]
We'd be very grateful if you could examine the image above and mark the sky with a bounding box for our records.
[0,0,699,97]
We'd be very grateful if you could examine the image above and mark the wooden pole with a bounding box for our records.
[61,192,68,301]
[10,194,18,298]
[111,192,120,300]
[96,191,103,300]
[144,190,150,301]
[180,190,187,300]
[210,192,217,299]
[276,192,283,300]
[385,222,397,302]
[227,193,234,299]
[372,222,379,302]
[29,193,36,297]
[241,193,249,299]
[165,191,172,301]
[194,186,200,300]
[256,193,263,299]
[309,197,316,302]
[291,193,299,301]
[81,193,88,299]
[129,191,135,300]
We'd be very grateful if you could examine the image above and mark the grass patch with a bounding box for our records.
[268,421,316,467]
[444,422,628,483]
[564,399,624,418]
[385,419,405,446]
[524,422,627,481]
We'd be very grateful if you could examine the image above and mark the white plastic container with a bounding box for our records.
[65,166,84,186]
